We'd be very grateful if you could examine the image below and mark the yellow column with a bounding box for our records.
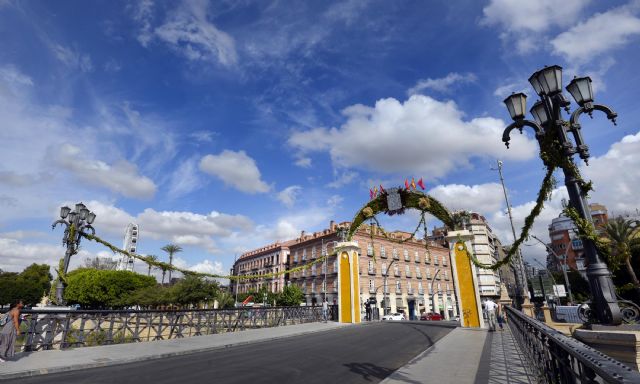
[338,243,361,323]
[447,230,483,328]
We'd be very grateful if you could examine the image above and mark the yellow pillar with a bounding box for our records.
[337,242,361,323]
[447,230,483,328]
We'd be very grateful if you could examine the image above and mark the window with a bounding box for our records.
[382,262,388,276]
[395,280,401,292]
[442,256,447,267]
[311,264,316,275]
[425,252,431,264]
[405,265,411,277]
[333,259,338,272]
[367,243,374,256]
[322,244,327,256]
[311,281,315,292]
[380,246,387,258]
[407,282,413,294]
[394,265,400,276]
[322,261,327,274]
[384,281,389,293]
[418,282,424,294]
[416,266,422,278]
[368,260,375,274]
[426,269,432,279]
[443,270,448,280]
[434,255,439,265]
[393,248,399,259]
[311,246,316,258]
[414,251,420,263]
[369,279,375,292]
[403,249,409,261]
[302,268,306,277]
[437,283,442,291]
[322,280,327,292]
[572,239,583,249]
[333,280,338,292]
[302,249,307,260]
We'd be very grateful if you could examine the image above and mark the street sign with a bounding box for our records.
[553,285,567,297]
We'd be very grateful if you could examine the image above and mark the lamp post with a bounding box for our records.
[501,65,621,324]
[530,234,575,304]
[492,160,528,308]
[383,259,397,315]
[52,202,96,304]
[429,268,442,314]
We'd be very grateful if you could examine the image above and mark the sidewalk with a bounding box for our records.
[381,325,534,384]
[0,322,349,380]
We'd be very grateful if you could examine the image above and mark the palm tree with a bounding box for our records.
[160,265,168,285]
[161,244,183,284]
[146,255,158,276]
[604,216,640,296]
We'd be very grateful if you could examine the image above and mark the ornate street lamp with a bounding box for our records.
[501,65,621,325]
[52,202,96,304]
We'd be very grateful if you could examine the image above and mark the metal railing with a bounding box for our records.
[505,306,640,383]
[18,306,336,352]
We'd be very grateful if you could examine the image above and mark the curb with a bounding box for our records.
[0,324,350,380]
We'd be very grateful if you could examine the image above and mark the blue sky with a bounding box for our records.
[1,0,639,278]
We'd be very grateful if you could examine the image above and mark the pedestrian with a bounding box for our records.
[497,310,505,331]
[484,298,498,332]
[0,299,24,362]
[322,298,328,323]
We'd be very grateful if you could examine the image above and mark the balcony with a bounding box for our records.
[369,287,376,293]
[405,272,412,278]
[395,289,402,294]
[407,289,414,295]
[416,273,422,279]
[393,254,399,260]
[418,289,424,295]
[394,271,401,277]
[415,257,421,264]
[368,268,376,275]
[380,252,388,259]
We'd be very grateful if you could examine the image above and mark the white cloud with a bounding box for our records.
[52,144,157,199]
[551,6,640,63]
[289,95,537,178]
[0,236,98,273]
[327,195,344,208]
[582,130,640,214]
[51,44,94,72]
[145,0,237,67]
[429,183,505,215]
[327,170,358,188]
[130,0,155,47]
[189,130,217,143]
[408,72,477,95]
[167,157,202,198]
[481,0,588,33]
[277,185,302,208]
[199,150,271,194]
[0,65,33,87]
[481,0,589,54]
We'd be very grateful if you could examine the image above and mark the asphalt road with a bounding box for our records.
[14,321,455,384]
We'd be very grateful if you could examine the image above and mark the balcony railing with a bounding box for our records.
[416,273,422,279]
[505,306,640,383]
[394,271,401,277]
[380,252,387,259]
[368,268,376,275]
[405,272,412,278]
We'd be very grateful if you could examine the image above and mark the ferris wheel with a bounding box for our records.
[117,223,138,272]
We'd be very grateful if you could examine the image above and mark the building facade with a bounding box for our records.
[231,241,292,296]
[546,203,608,275]
[232,220,458,319]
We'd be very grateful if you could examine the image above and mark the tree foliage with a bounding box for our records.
[276,285,305,306]
[0,264,52,306]
[64,269,156,308]
[603,216,640,298]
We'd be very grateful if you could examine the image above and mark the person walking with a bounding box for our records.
[322,298,329,323]
[484,298,498,332]
[497,309,505,331]
[0,299,24,362]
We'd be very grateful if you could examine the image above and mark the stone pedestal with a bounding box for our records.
[574,328,640,371]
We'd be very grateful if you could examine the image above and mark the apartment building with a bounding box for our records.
[231,241,293,296]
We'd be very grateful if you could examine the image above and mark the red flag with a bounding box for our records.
[417,178,425,190]
[405,179,410,189]
[379,184,386,194]
[370,189,374,199]
[411,177,417,190]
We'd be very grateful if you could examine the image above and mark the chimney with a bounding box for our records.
[329,221,336,231]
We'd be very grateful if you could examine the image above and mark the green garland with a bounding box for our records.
[563,206,610,260]
[80,232,329,281]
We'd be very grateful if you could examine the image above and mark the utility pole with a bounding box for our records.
[493,160,528,307]
[429,268,442,314]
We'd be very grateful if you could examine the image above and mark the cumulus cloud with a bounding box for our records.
[52,144,157,199]
[288,95,537,178]
[277,185,302,208]
[582,130,640,214]
[429,183,505,215]
[0,236,98,273]
[133,0,237,67]
[481,0,589,54]
[167,157,202,198]
[199,150,271,194]
[551,6,640,63]
[408,72,477,95]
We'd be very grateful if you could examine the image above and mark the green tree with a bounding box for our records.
[215,291,235,309]
[128,285,172,309]
[64,269,156,309]
[603,216,640,297]
[0,264,52,306]
[277,284,304,306]
[170,275,218,308]
[161,244,182,284]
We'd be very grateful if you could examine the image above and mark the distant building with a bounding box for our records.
[117,223,138,272]
[546,203,608,276]
[231,241,293,296]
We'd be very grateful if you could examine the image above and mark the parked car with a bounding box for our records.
[382,313,405,321]
[420,312,443,321]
